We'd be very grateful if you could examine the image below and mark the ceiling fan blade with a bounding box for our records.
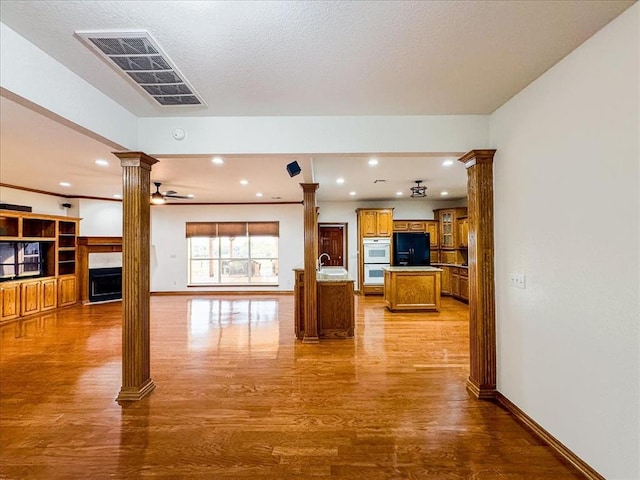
[163,190,178,195]
[164,193,193,199]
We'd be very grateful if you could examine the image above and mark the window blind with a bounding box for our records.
[186,222,278,238]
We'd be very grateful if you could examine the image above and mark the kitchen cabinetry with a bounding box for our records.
[437,265,468,303]
[294,269,355,339]
[357,209,393,295]
[360,209,393,237]
[457,217,469,248]
[0,210,79,321]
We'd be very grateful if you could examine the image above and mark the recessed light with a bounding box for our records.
[59,182,71,187]
[336,178,345,184]
[256,192,263,197]
[441,191,449,196]
[187,194,195,198]
[442,160,454,167]
[113,194,122,199]
[212,157,224,165]
[95,159,109,167]
[396,191,403,196]
[240,179,249,186]
[349,191,356,196]
[368,158,379,166]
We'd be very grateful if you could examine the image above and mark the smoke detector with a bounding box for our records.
[76,30,206,107]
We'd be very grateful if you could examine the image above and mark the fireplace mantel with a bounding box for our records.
[78,237,123,304]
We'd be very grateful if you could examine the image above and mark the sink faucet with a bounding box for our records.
[318,253,331,269]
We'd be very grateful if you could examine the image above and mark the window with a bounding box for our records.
[186,222,279,285]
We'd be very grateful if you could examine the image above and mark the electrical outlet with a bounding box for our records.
[510,273,526,289]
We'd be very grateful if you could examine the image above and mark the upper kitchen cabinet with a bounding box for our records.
[357,209,393,237]
[457,216,469,248]
[435,208,467,249]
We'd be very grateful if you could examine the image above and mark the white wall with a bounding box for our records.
[0,185,76,217]
[150,204,303,292]
[78,199,122,236]
[490,4,639,479]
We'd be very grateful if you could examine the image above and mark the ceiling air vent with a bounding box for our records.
[76,30,206,107]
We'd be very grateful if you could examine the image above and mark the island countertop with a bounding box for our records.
[383,266,443,272]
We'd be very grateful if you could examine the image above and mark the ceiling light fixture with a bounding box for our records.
[240,179,248,186]
[441,191,449,196]
[95,159,109,167]
[336,178,345,184]
[349,191,356,196]
[59,182,71,187]
[396,191,403,196]
[150,183,166,205]
[212,157,224,165]
[442,159,454,167]
[368,159,379,166]
[410,180,427,198]
[256,192,263,197]
[113,194,122,199]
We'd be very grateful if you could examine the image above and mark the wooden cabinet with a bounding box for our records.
[438,210,455,248]
[451,267,460,298]
[0,210,79,321]
[294,270,354,339]
[58,275,77,307]
[359,209,393,237]
[21,280,41,316]
[0,283,20,321]
[459,268,469,301]
[440,266,451,295]
[40,277,57,311]
[357,209,393,295]
[457,217,469,248]
[440,250,457,265]
[425,221,438,247]
[393,220,426,232]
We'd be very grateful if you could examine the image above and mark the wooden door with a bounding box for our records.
[360,211,378,237]
[376,211,393,236]
[40,278,58,311]
[1,283,20,321]
[58,275,77,307]
[21,281,40,316]
[318,224,346,267]
[425,221,438,247]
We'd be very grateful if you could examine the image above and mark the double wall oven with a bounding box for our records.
[362,238,390,285]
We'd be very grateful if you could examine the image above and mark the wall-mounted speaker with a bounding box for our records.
[286,161,301,177]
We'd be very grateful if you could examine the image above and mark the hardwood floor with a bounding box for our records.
[0,295,583,479]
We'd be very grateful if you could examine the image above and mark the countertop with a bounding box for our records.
[383,266,443,272]
[432,263,469,269]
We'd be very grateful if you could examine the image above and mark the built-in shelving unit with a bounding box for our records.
[0,210,80,321]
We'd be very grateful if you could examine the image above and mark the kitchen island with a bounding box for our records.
[383,266,443,312]
[294,268,355,339]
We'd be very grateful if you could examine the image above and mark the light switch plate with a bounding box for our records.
[510,273,526,289]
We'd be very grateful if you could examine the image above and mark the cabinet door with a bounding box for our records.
[440,210,454,247]
[360,211,379,237]
[21,281,41,316]
[41,278,58,311]
[58,275,77,307]
[0,283,20,321]
[376,211,393,236]
[460,275,469,301]
[408,221,426,232]
[440,267,451,295]
[425,221,439,247]
[430,250,439,264]
[451,268,460,297]
[440,250,457,264]
[393,221,409,231]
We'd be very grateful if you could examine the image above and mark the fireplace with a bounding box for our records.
[88,267,122,303]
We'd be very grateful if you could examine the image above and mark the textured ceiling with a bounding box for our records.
[0,1,634,203]
[0,0,633,117]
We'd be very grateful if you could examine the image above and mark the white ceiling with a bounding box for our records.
[0,1,633,204]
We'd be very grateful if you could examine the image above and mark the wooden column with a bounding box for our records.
[301,183,319,343]
[113,151,158,403]
[459,149,497,400]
